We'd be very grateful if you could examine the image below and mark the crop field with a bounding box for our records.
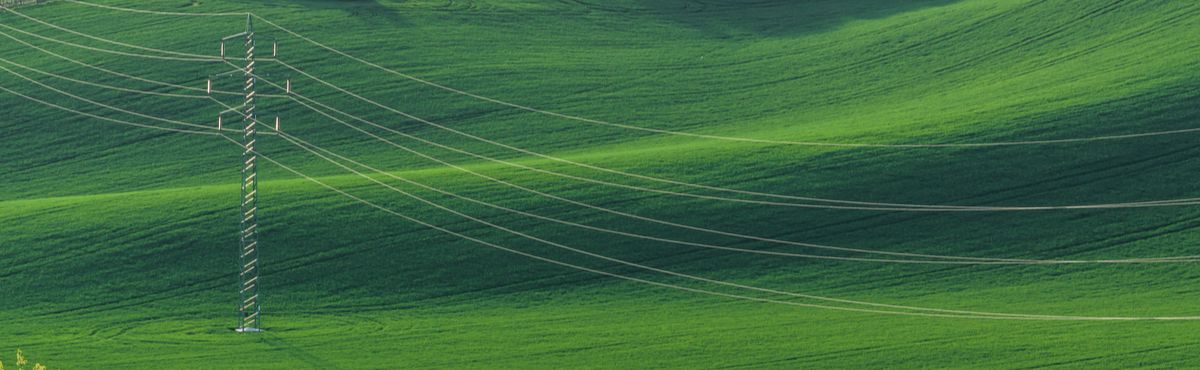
[1,0,1199,368]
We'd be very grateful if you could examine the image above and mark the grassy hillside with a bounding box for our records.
[2,0,1199,368]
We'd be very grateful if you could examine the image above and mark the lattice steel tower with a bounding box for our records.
[224,14,262,333]
[215,13,282,333]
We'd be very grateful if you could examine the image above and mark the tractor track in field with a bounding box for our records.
[0,206,230,278]
[1016,342,1200,369]
[261,333,341,370]
[77,311,388,349]
[546,44,736,110]
[1015,5,1200,77]
[932,0,1129,75]
[1,128,176,175]
[716,336,971,368]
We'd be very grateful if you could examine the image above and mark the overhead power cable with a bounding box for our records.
[3,6,227,60]
[7,73,1196,320]
[269,58,1200,211]
[248,138,1200,321]
[12,54,1191,265]
[276,130,1200,265]
[56,0,1153,152]
[6,11,1200,212]
[0,28,244,96]
[0,83,219,135]
[0,79,1108,319]
[0,22,221,63]
[0,57,209,99]
[255,79,1200,264]
[247,7,1200,148]
[0,61,237,133]
[60,0,248,17]
[6,19,1200,265]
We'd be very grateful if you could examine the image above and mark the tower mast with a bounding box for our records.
[235,13,262,333]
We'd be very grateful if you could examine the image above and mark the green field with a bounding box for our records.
[2,0,1199,368]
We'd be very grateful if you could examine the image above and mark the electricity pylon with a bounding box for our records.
[218,14,263,333]
[211,12,287,334]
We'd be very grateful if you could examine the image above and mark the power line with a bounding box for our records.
[0,27,284,99]
[2,6,225,60]
[7,55,1192,265]
[0,83,219,135]
[1,10,266,331]
[0,79,1094,319]
[0,61,237,132]
[0,57,207,99]
[5,22,1198,265]
[270,60,1200,211]
[60,0,248,17]
[0,22,221,62]
[247,9,1200,149]
[55,0,1192,149]
[8,73,1195,320]
[0,28,245,96]
[11,51,1195,266]
[8,12,1200,212]
[265,86,1200,264]
[276,130,1200,265]
[246,144,1104,321]
[248,139,1200,321]
[10,2,1200,321]
[272,54,1200,211]
[265,63,1200,211]
[247,73,1200,262]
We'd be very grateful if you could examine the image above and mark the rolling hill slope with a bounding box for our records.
[2,0,1199,368]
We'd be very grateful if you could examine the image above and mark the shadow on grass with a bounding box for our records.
[570,0,963,37]
[221,0,407,25]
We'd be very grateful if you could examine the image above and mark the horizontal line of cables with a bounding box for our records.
[264,56,1200,211]
[7,75,1196,320]
[2,17,1198,264]
[6,6,1200,212]
[56,0,1200,148]
[12,54,1196,265]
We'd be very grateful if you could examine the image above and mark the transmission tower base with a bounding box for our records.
[235,327,265,333]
